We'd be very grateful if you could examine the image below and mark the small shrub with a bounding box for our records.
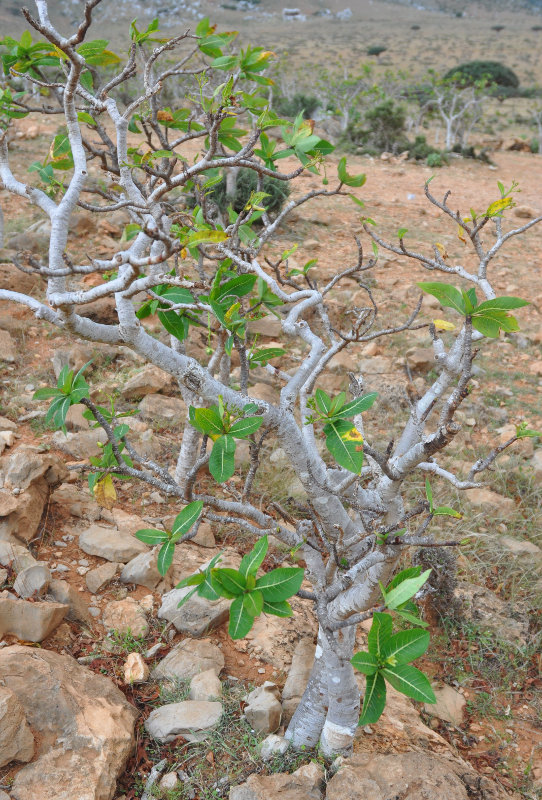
[367,45,387,57]
[346,99,408,154]
[408,134,441,161]
[531,139,540,153]
[274,92,320,120]
[209,168,290,216]
[444,60,519,88]
[426,152,445,167]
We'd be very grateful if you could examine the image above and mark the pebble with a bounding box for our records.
[62,534,74,542]
[257,668,266,674]
[88,607,100,617]
[54,541,67,547]
[54,565,70,573]
[76,567,89,575]
[78,559,90,566]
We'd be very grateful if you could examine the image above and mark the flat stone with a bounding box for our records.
[455,581,530,646]
[157,585,230,636]
[64,404,90,432]
[79,523,148,563]
[47,579,92,625]
[102,598,149,637]
[530,448,542,483]
[358,356,394,375]
[0,416,17,431]
[0,686,34,768]
[138,394,186,424]
[0,645,137,800]
[144,700,222,743]
[0,591,68,642]
[230,763,324,800]
[0,541,37,572]
[13,562,51,598]
[189,669,222,701]
[499,535,541,558]
[122,366,172,400]
[152,638,224,682]
[192,521,216,548]
[51,483,101,521]
[120,549,161,589]
[424,683,466,725]
[85,561,119,593]
[405,347,435,372]
[247,382,277,405]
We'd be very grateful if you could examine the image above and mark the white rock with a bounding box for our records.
[102,598,149,637]
[0,685,34,768]
[152,638,224,682]
[124,652,149,684]
[120,548,161,589]
[189,669,222,701]
[260,733,289,761]
[85,561,119,593]
[79,524,149,563]
[145,701,222,743]
[244,682,282,733]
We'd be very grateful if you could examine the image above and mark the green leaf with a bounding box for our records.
[359,671,387,725]
[433,505,462,518]
[384,570,431,610]
[213,567,247,596]
[190,407,224,437]
[229,595,255,639]
[381,629,430,666]
[209,434,236,483]
[340,392,378,418]
[239,535,268,578]
[229,416,263,439]
[188,229,228,246]
[395,609,429,628]
[170,501,204,540]
[351,650,379,676]
[214,274,257,304]
[243,590,264,617]
[33,387,63,401]
[337,156,366,188]
[398,227,408,239]
[77,111,96,126]
[381,664,436,703]
[417,282,466,315]
[323,419,364,474]
[425,478,433,511]
[255,566,304,601]
[367,612,393,656]
[471,315,503,338]
[176,585,199,608]
[157,540,175,576]
[262,599,293,617]
[314,388,331,415]
[135,529,170,545]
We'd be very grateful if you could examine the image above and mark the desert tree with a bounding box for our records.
[419,70,487,150]
[1,0,541,758]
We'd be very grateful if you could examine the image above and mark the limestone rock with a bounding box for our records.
[248,315,282,337]
[189,669,222,701]
[192,521,216,548]
[282,638,315,723]
[0,686,34,768]
[0,416,17,431]
[424,683,466,725]
[530,448,542,483]
[455,581,530,645]
[79,523,148,563]
[498,535,541,559]
[152,638,224,682]
[244,682,282,733]
[0,591,68,642]
[229,763,324,800]
[357,356,393,375]
[0,329,16,362]
[122,365,172,400]
[48,579,93,625]
[0,541,36,572]
[325,751,509,800]
[13,562,51,598]
[247,382,277,405]
[145,700,222,743]
[157,585,230,636]
[64,403,90,432]
[160,773,179,791]
[51,429,107,459]
[0,645,137,800]
[405,346,435,372]
[138,394,186,424]
[260,734,289,761]
[124,652,149,684]
[86,561,119,593]
[0,447,67,544]
[465,487,515,518]
[51,483,101,521]
[0,261,43,295]
[102,598,149,637]
[120,548,161,589]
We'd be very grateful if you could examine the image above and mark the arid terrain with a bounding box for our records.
[0,1,541,799]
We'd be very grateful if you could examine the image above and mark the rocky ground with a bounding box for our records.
[0,112,541,800]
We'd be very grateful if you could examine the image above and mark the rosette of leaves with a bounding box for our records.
[175,535,304,639]
[32,361,91,432]
[351,567,436,724]
[418,282,529,338]
[189,398,264,482]
[135,501,204,575]
[306,389,377,474]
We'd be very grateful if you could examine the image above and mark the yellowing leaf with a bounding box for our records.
[341,428,364,443]
[457,225,467,244]
[157,110,174,122]
[180,248,188,259]
[486,197,513,217]
[93,474,116,510]
[433,319,456,331]
[435,243,448,260]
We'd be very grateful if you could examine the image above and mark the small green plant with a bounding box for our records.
[135,501,204,574]
[108,630,147,653]
[426,152,444,168]
[208,167,291,216]
[274,92,321,120]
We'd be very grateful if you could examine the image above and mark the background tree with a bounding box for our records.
[1,0,541,759]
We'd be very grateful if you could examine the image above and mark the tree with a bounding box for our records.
[423,70,487,150]
[314,63,375,132]
[1,0,541,759]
